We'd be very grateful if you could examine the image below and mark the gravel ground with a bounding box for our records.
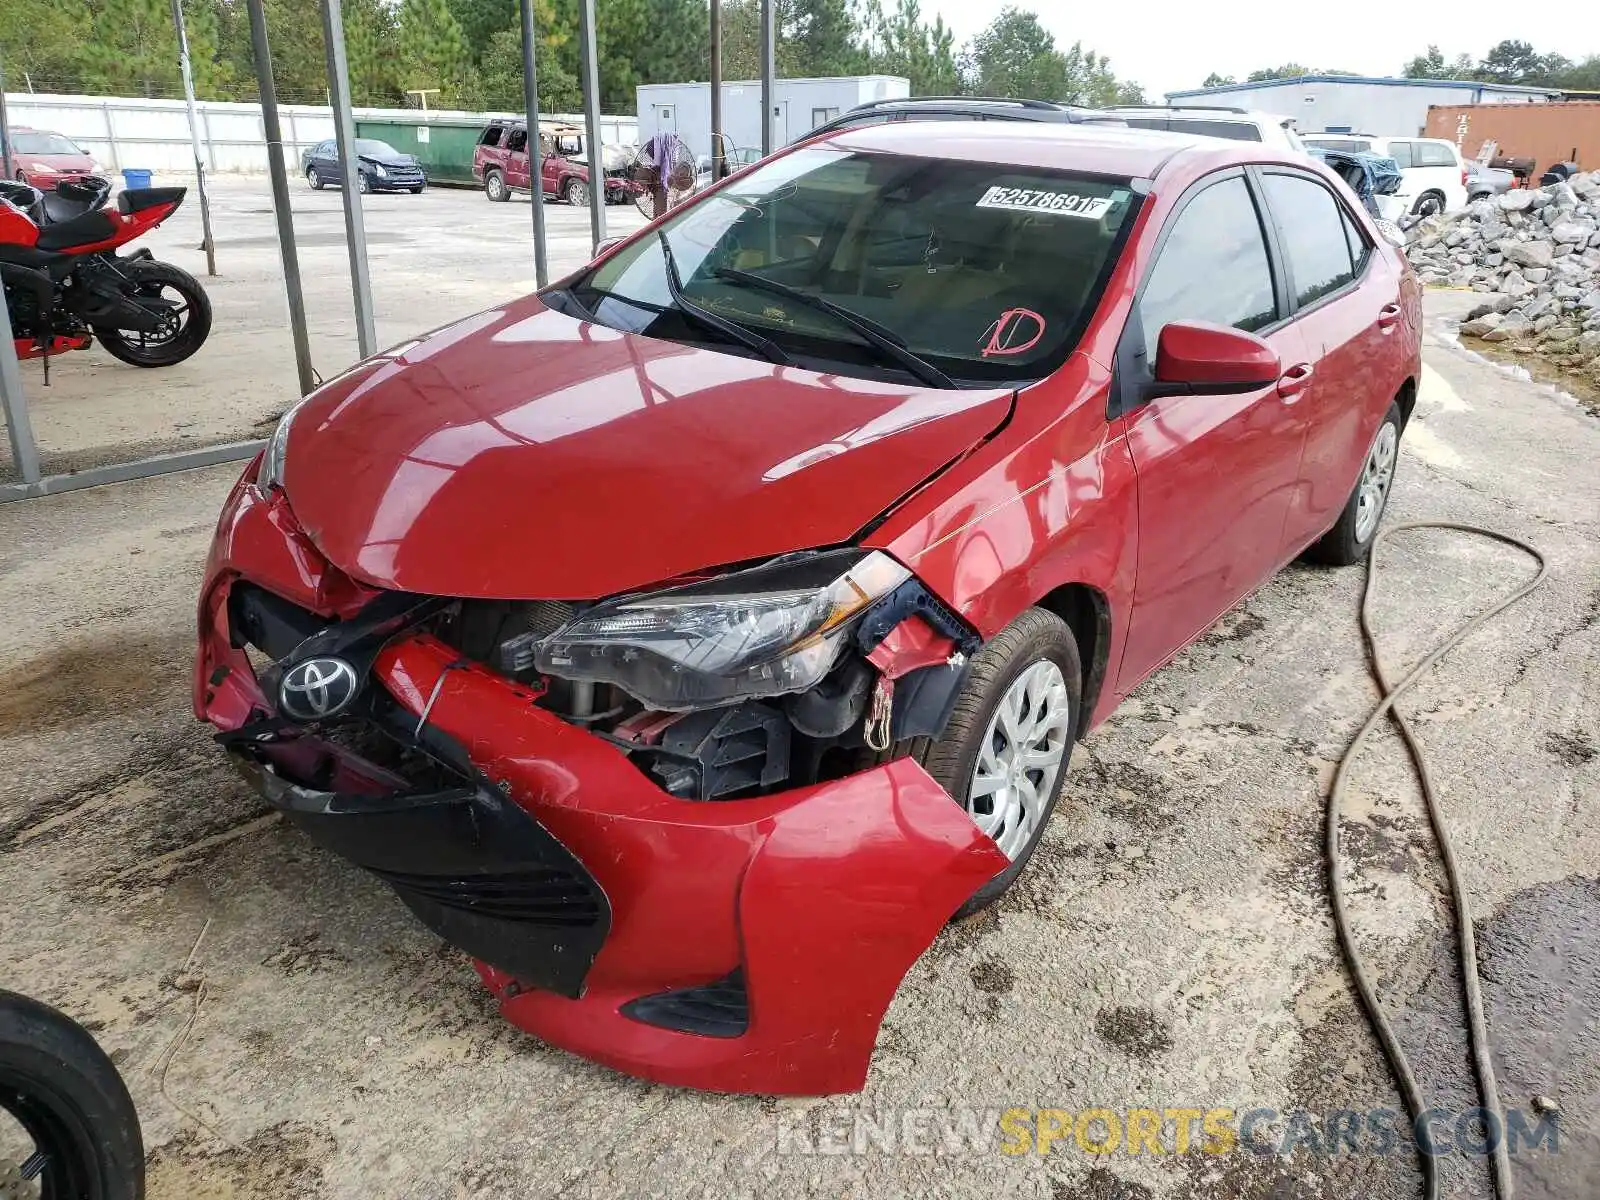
[0,290,1595,1199]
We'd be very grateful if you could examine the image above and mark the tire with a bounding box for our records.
[306,166,323,190]
[908,608,1082,917]
[0,990,144,1200]
[409,185,425,195]
[1413,191,1444,217]
[91,260,212,368]
[357,172,371,195]
[1304,401,1403,566]
[565,178,589,207]
[484,168,507,202]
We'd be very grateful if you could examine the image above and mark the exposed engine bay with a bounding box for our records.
[428,572,979,802]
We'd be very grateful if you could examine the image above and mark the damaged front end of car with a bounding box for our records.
[197,473,1009,1094]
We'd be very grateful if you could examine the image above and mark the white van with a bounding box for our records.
[1301,134,1469,216]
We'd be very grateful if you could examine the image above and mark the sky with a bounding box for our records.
[919,1,1586,99]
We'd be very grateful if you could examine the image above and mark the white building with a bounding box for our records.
[1164,74,1560,138]
[637,76,909,160]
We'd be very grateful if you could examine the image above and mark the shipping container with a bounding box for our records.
[636,76,910,161]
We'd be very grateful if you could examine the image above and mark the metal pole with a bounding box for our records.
[169,0,217,276]
[760,0,775,157]
[320,0,377,358]
[575,0,606,248]
[247,0,316,395]
[0,52,14,180]
[0,285,42,487]
[709,0,723,177]
[518,0,549,286]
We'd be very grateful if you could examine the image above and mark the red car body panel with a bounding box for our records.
[372,635,1007,1094]
[7,127,96,188]
[196,125,1422,1094]
[279,299,1014,599]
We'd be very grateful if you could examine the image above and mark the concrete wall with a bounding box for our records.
[1,93,638,174]
[636,76,908,159]
[1166,78,1557,140]
[1426,102,1600,172]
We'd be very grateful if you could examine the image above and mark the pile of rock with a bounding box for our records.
[1405,170,1600,374]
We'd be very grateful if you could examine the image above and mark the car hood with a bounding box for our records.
[20,154,92,170]
[360,152,416,166]
[281,296,1014,599]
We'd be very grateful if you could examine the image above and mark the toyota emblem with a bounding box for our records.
[278,657,361,721]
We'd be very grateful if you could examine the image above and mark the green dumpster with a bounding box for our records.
[354,116,486,187]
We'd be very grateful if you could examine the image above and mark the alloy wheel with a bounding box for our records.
[569,181,589,206]
[1354,420,1399,543]
[967,660,1072,860]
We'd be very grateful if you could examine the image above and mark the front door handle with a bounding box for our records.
[1377,303,1403,330]
[1278,363,1314,400]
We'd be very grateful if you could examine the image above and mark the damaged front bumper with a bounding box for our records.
[198,479,1008,1095]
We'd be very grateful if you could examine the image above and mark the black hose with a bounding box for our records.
[1329,521,1547,1200]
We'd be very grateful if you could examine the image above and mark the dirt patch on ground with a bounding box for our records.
[1459,335,1600,416]
[144,1121,336,1200]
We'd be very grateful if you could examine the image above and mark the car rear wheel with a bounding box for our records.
[1413,190,1444,217]
[306,166,323,190]
[1304,401,1402,566]
[900,607,1082,917]
[484,169,507,202]
[565,179,589,207]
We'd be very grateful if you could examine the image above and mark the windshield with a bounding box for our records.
[355,139,399,157]
[565,147,1138,386]
[12,132,83,156]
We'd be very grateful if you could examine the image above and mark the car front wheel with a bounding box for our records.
[1304,401,1402,565]
[912,607,1081,916]
[1413,191,1444,217]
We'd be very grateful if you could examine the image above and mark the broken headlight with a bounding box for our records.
[531,550,909,711]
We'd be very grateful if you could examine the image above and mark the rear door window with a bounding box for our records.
[1261,172,1357,307]
[1387,142,1415,168]
[507,128,528,154]
[1341,205,1372,276]
[1139,174,1277,348]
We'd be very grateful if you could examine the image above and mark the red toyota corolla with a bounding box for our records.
[196,123,1420,1095]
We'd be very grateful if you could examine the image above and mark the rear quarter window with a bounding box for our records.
[1172,119,1263,142]
[479,127,503,148]
[1417,141,1458,167]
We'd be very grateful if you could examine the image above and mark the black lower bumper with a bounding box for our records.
[229,748,610,997]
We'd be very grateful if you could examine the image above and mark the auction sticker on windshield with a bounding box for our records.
[976,187,1113,219]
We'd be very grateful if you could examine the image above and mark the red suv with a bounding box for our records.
[472,119,635,205]
[198,123,1419,1096]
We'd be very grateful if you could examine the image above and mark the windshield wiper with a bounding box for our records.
[712,267,955,389]
[658,232,789,364]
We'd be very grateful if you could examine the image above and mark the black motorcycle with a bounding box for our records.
[0,991,144,1200]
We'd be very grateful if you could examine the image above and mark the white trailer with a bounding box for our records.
[636,75,909,160]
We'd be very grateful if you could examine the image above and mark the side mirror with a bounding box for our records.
[592,235,626,259]
[1152,320,1280,396]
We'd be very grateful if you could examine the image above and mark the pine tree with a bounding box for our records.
[345,0,401,105]
[398,0,471,100]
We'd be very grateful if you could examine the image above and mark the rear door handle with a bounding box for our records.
[1377,303,1403,330]
[1278,363,1314,400]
